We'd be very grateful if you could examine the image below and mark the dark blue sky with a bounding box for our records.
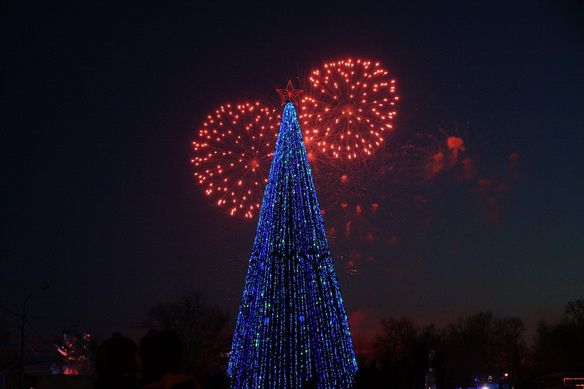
[2,1,583,343]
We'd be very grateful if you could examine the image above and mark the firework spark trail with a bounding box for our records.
[293,58,402,245]
[192,102,280,218]
[189,59,516,277]
[299,58,399,161]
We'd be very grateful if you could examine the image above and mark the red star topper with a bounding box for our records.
[276,80,303,106]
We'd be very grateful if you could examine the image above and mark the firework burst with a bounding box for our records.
[299,58,399,161]
[192,102,280,218]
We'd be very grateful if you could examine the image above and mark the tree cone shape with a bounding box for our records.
[228,102,357,388]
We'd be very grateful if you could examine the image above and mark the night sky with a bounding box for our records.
[2,1,583,346]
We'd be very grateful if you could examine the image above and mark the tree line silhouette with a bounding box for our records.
[1,293,582,388]
[143,292,583,388]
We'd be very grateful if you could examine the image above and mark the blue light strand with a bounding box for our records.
[228,102,357,388]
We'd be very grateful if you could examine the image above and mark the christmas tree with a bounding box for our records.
[228,82,357,388]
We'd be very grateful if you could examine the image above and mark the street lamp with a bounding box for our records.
[19,282,49,389]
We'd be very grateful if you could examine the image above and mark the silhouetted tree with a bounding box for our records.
[439,311,527,388]
[374,317,419,388]
[372,319,443,389]
[145,291,230,381]
[441,312,495,387]
[414,324,442,388]
[493,316,526,382]
[565,299,584,327]
[535,299,584,375]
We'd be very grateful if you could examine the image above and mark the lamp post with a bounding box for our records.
[18,282,49,389]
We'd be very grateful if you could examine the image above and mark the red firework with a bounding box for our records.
[299,58,399,160]
[191,102,280,218]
